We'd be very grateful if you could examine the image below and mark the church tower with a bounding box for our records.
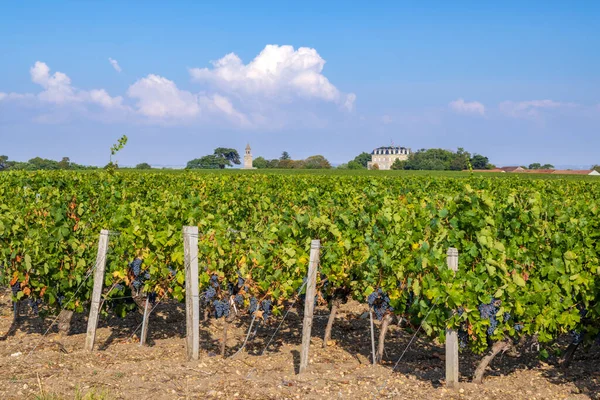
[242,143,255,169]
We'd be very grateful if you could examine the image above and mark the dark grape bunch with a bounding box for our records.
[129,258,145,290]
[210,274,220,288]
[148,292,157,306]
[234,294,244,308]
[213,299,230,318]
[28,298,41,315]
[11,281,20,296]
[571,330,584,345]
[261,299,272,318]
[368,288,393,320]
[205,286,216,302]
[478,298,501,336]
[458,328,469,349]
[249,297,258,314]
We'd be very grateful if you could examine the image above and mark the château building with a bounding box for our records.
[241,143,256,169]
[367,146,411,170]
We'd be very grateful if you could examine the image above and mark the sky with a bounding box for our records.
[1,1,599,168]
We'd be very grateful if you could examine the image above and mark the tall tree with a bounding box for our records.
[352,152,371,168]
[0,155,8,171]
[304,155,331,169]
[253,156,268,169]
[280,151,291,160]
[471,154,490,169]
[213,148,241,166]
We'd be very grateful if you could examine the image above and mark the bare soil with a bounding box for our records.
[0,289,598,400]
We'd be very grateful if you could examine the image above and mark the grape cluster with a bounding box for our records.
[503,312,511,322]
[571,330,584,345]
[234,294,244,308]
[249,297,258,314]
[129,258,145,290]
[478,298,500,336]
[205,286,216,302]
[457,307,465,316]
[11,281,20,296]
[261,299,272,318]
[210,274,219,288]
[213,300,230,318]
[28,298,41,315]
[368,288,393,320]
[148,292,157,306]
[514,324,523,332]
[458,328,469,349]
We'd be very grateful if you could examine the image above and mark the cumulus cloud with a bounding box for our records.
[190,45,355,108]
[109,57,122,73]
[449,98,485,116]
[499,99,576,118]
[127,74,200,119]
[23,61,124,108]
[1,48,354,126]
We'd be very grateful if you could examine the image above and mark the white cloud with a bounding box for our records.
[190,45,354,108]
[499,100,576,118]
[127,74,200,119]
[22,61,123,109]
[108,57,122,73]
[449,98,485,116]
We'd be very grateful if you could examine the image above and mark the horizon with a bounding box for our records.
[1,1,599,167]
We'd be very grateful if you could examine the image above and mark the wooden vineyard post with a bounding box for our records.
[446,247,459,388]
[139,297,151,346]
[299,239,320,374]
[183,226,200,361]
[84,230,109,352]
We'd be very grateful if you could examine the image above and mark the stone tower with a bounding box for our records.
[242,143,255,169]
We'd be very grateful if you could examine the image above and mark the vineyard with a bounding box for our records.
[1,170,599,399]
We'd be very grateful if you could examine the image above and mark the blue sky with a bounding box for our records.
[1,1,599,167]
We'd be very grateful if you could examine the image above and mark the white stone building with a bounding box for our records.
[367,146,411,170]
[241,143,256,169]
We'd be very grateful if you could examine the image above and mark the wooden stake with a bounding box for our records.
[139,297,151,346]
[446,247,459,387]
[183,226,200,361]
[84,230,109,351]
[299,239,320,374]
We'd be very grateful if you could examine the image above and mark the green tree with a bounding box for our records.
[390,159,406,170]
[470,154,490,170]
[352,152,371,168]
[528,163,542,170]
[347,160,364,170]
[214,147,241,166]
[541,164,554,169]
[186,155,223,169]
[136,162,152,169]
[304,155,331,169]
[450,148,471,171]
[0,155,8,171]
[58,157,71,170]
[593,165,600,173]
[253,156,268,169]
[280,151,291,160]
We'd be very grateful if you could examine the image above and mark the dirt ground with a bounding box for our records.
[0,289,598,400]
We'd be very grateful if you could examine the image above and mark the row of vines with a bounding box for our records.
[0,171,598,361]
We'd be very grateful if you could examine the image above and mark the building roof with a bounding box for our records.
[463,169,505,173]
[552,169,598,175]
[499,166,524,172]
[515,169,556,174]
[245,143,251,150]
[371,146,409,154]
